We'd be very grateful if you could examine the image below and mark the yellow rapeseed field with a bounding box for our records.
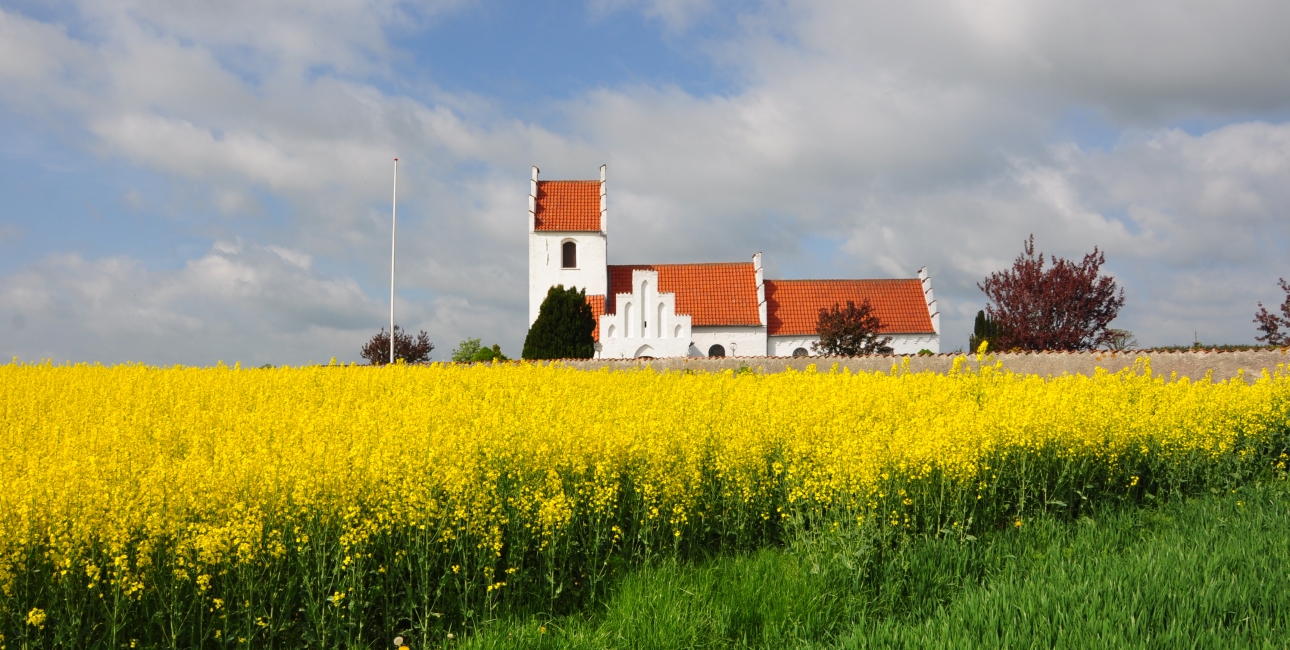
[2,356,1288,645]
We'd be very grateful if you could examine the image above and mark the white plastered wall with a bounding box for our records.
[597,269,691,358]
[766,336,818,357]
[767,334,939,356]
[889,334,939,354]
[917,266,940,354]
[528,233,607,325]
[689,326,768,357]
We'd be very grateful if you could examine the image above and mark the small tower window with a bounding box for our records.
[562,241,576,268]
[708,344,726,358]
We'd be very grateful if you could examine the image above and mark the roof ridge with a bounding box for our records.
[767,278,920,283]
[610,261,754,268]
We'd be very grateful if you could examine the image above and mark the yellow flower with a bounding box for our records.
[0,356,1285,631]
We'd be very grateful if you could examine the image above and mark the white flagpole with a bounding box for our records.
[390,157,398,365]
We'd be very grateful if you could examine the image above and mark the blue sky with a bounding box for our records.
[2,0,1290,365]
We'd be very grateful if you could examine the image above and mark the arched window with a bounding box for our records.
[792,347,809,357]
[708,344,726,358]
[562,241,576,268]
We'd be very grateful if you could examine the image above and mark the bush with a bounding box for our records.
[453,338,510,363]
[470,344,509,362]
[522,285,596,360]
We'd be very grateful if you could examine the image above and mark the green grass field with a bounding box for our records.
[458,479,1290,649]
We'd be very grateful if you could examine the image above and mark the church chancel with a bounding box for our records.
[527,166,941,358]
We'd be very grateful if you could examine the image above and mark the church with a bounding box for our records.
[527,166,941,358]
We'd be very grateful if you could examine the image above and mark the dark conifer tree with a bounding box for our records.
[968,310,1004,352]
[522,285,597,360]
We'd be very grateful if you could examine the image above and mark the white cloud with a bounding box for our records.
[0,223,25,244]
[0,242,391,365]
[589,0,717,33]
[783,0,1290,118]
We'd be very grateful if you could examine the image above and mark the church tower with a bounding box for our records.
[527,166,609,326]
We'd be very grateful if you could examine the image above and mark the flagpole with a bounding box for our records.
[390,157,398,365]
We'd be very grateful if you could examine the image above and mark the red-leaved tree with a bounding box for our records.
[978,235,1125,351]
[361,326,435,365]
[812,300,894,356]
[1254,278,1290,346]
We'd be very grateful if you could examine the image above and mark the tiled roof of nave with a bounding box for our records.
[765,279,933,336]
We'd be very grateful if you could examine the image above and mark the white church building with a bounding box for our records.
[528,166,940,358]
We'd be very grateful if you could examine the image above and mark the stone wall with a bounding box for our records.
[532,349,1290,383]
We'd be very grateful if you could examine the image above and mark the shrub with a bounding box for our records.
[470,344,509,362]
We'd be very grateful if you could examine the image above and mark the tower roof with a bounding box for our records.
[534,180,601,231]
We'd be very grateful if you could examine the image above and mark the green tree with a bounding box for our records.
[451,338,483,362]
[522,285,596,360]
[452,338,511,362]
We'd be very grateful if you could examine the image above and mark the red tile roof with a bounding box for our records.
[765,279,933,335]
[534,180,601,231]
[585,294,605,341]
[609,263,761,326]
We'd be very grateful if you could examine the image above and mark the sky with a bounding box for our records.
[2,0,1289,365]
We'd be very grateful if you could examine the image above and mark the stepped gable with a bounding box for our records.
[765,279,933,336]
[534,180,601,231]
[608,263,761,326]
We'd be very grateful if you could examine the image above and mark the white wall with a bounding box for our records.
[766,336,817,357]
[528,231,607,326]
[597,269,691,358]
[890,333,939,355]
[689,326,768,357]
[767,333,940,356]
